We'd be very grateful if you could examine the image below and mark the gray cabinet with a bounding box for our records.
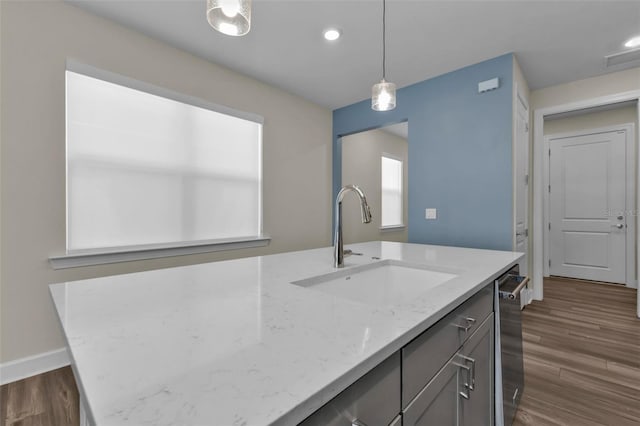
[461,314,494,426]
[402,283,494,426]
[402,284,493,405]
[403,356,462,426]
[389,415,402,426]
[299,352,401,426]
[299,282,497,426]
[403,314,494,426]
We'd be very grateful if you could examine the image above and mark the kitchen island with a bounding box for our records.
[50,241,522,425]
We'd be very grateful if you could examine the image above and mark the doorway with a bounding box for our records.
[546,126,633,284]
[340,122,409,244]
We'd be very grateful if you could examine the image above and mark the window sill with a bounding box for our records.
[379,225,406,232]
[48,236,271,270]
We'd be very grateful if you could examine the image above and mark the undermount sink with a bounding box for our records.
[292,259,458,307]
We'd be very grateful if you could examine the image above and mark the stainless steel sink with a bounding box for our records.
[292,259,458,307]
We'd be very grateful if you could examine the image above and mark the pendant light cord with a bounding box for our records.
[382,0,386,80]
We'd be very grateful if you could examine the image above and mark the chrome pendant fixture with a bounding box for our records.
[372,0,396,111]
[207,0,252,37]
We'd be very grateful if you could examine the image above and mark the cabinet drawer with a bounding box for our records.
[299,352,401,426]
[402,284,493,406]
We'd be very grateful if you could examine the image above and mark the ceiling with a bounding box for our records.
[67,0,640,110]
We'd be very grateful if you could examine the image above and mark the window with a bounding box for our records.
[381,155,403,227]
[65,69,263,252]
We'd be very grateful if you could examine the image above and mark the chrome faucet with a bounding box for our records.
[333,185,372,268]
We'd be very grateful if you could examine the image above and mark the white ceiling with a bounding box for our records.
[67,0,640,110]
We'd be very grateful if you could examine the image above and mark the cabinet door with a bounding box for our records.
[403,358,462,426]
[460,314,494,426]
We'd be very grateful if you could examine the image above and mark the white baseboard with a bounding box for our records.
[0,348,70,385]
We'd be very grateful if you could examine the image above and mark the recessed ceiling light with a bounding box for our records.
[323,28,341,41]
[624,36,640,48]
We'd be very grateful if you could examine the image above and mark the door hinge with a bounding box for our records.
[548,223,551,230]
[549,259,551,268]
[548,148,551,157]
[525,174,529,185]
[525,123,529,132]
[548,185,551,193]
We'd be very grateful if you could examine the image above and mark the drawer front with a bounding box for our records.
[402,284,493,406]
[461,284,493,337]
[299,352,401,426]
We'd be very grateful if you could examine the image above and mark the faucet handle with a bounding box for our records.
[343,249,363,257]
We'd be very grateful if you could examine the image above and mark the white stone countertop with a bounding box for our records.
[50,241,523,426]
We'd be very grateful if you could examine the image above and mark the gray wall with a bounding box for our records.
[333,54,515,251]
[0,1,333,363]
[341,128,409,244]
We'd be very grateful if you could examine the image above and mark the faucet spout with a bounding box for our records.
[333,185,372,268]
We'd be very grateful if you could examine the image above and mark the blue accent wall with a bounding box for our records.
[333,54,514,250]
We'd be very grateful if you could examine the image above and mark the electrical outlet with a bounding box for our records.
[425,208,437,220]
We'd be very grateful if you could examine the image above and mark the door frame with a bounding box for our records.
[532,90,640,304]
[512,84,529,254]
[543,124,636,286]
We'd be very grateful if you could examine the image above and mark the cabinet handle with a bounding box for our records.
[453,317,476,332]
[352,420,368,426]
[458,355,476,391]
[453,361,472,399]
[453,323,472,332]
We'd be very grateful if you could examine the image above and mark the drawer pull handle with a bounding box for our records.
[465,317,476,324]
[352,420,368,426]
[458,355,476,391]
[454,322,472,332]
[453,361,472,398]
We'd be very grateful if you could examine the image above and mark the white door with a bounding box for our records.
[514,93,529,275]
[549,130,627,283]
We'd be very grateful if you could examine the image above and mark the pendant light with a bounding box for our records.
[207,0,252,37]
[372,0,396,111]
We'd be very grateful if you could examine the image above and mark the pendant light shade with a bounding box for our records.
[372,0,396,111]
[207,0,252,37]
[372,79,396,111]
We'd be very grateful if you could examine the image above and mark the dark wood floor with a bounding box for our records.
[1,277,637,426]
[514,277,640,426]
[0,367,78,426]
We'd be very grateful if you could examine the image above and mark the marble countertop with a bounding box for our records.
[50,241,522,426]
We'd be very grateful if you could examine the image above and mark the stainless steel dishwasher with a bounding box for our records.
[496,266,528,426]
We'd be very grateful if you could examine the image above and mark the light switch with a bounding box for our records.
[425,208,437,220]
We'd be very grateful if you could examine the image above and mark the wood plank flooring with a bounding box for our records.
[0,367,78,426]
[513,277,640,426]
[1,277,637,426]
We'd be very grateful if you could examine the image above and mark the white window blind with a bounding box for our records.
[381,155,403,227]
[66,70,262,251]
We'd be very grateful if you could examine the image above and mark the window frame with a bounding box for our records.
[50,61,269,269]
